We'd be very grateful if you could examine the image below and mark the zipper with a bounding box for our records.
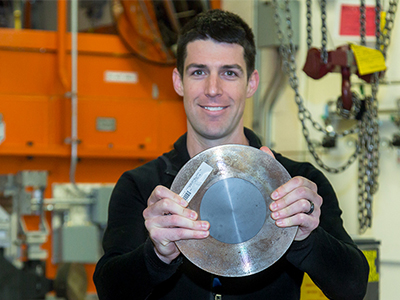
[211,275,222,299]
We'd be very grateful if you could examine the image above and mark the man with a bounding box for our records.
[94,9,369,299]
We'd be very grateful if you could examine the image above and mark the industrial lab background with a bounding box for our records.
[0,0,399,299]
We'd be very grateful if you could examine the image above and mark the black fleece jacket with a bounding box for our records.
[94,128,369,300]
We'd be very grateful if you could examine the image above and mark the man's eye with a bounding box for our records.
[193,70,204,76]
[225,71,237,77]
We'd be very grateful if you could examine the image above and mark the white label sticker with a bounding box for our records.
[96,117,116,132]
[179,162,213,203]
[104,71,138,83]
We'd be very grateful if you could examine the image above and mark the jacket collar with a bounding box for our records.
[164,128,263,176]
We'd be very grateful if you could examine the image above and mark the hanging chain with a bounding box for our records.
[357,0,383,233]
[360,0,367,45]
[271,0,398,232]
[272,0,360,174]
[306,0,313,50]
[356,0,372,233]
[320,0,328,64]
[358,80,380,232]
[380,0,399,58]
[375,0,382,51]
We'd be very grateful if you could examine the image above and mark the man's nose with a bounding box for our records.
[205,73,222,97]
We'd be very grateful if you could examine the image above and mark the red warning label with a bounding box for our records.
[340,4,377,36]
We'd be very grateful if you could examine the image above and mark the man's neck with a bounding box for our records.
[186,129,249,158]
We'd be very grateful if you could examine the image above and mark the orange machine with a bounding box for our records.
[0,0,220,296]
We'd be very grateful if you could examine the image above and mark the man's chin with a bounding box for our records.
[195,127,232,141]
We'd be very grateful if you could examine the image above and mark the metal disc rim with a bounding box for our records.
[171,144,297,277]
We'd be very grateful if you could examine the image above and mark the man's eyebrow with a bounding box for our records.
[185,64,244,73]
[221,64,244,74]
[185,63,207,72]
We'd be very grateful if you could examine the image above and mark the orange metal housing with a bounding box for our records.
[0,27,187,294]
[0,20,188,299]
[0,28,186,158]
[0,0,220,295]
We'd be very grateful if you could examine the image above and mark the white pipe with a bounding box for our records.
[70,0,79,185]
[262,50,287,148]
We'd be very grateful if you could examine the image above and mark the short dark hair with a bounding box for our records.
[176,9,256,80]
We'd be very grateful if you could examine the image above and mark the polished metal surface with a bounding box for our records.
[171,145,297,277]
[200,177,267,244]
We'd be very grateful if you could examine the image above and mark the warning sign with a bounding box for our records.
[363,249,380,282]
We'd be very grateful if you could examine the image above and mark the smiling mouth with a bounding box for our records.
[202,106,225,111]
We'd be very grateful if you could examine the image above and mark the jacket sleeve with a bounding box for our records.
[285,164,369,300]
[93,170,181,300]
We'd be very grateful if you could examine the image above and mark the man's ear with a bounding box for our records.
[246,70,259,98]
[172,68,184,97]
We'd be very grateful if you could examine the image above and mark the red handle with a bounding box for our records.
[341,66,352,111]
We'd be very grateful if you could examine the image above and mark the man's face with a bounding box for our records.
[173,39,258,142]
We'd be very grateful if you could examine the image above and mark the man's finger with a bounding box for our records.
[271,198,319,220]
[260,146,275,158]
[143,198,197,220]
[271,176,318,200]
[147,214,209,231]
[148,185,188,207]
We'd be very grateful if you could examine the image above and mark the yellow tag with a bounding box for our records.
[381,11,387,33]
[363,250,380,282]
[350,44,386,76]
[300,273,329,299]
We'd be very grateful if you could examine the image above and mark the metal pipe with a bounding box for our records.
[254,49,287,148]
[353,80,400,86]
[57,0,69,90]
[69,0,79,185]
[33,187,46,231]
[43,198,93,205]
[264,52,287,148]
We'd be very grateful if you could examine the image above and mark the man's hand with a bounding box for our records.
[143,185,210,264]
[269,176,322,241]
[260,146,321,241]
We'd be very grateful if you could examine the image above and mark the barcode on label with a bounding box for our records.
[179,162,213,203]
[182,191,192,201]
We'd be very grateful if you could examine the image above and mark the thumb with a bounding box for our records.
[260,146,275,159]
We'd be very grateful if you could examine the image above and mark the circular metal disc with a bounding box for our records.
[171,145,298,277]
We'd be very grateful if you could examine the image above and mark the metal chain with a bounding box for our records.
[358,74,380,233]
[355,0,399,232]
[306,0,313,49]
[375,0,382,51]
[357,0,384,233]
[320,0,328,64]
[272,0,360,174]
[380,0,399,58]
[360,0,366,46]
[271,0,398,232]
